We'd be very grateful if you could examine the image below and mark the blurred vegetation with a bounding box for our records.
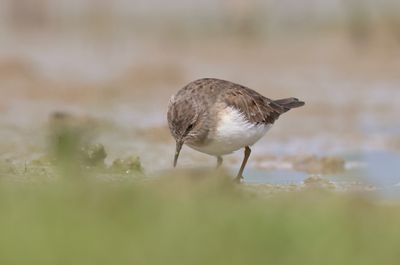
[1,165,400,265]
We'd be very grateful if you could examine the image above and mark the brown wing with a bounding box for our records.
[218,81,285,124]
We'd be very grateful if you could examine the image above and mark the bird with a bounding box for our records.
[167,78,305,182]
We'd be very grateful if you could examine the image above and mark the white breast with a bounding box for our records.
[188,106,271,156]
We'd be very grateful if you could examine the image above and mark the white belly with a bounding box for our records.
[187,106,271,156]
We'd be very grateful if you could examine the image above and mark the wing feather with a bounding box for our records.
[220,84,284,124]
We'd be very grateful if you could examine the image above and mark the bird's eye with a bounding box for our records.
[186,123,194,134]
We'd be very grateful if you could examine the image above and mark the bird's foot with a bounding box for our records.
[234,175,244,184]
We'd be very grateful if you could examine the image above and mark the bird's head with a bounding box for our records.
[167,96,201,167]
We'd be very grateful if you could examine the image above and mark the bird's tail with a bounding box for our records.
[273,97,305,112]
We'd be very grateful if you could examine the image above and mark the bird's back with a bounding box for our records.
[176,78,302,125]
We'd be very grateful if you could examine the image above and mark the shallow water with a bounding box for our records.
[243,151,400,198]
[360,151,400,198]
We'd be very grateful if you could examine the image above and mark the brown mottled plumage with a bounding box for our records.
[167,78,305,182]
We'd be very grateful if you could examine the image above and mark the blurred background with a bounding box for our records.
[0,0,399,192]
[1,1,400,264]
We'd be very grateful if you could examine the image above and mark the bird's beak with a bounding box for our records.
[173,141,183,168]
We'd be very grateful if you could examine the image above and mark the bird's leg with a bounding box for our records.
[235,146,251,183]
[216,156,223,169]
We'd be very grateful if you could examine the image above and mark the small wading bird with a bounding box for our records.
[167,78,304,182]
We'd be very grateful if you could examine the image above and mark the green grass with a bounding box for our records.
[0,170,400,265]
